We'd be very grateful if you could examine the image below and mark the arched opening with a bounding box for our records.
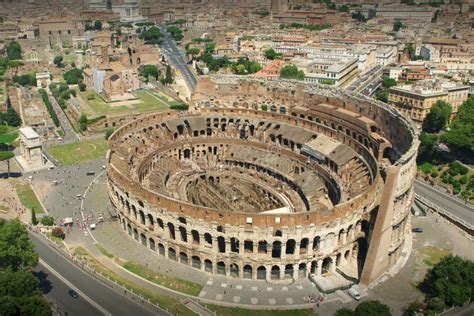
[217,236,226,253]
[149,238,155,251]
[258,241,267,254]
[204,233,212,246]
[133,228,139,241]
[243,265,252,279]
[230,237,239,253]
[313,236,321,251]
[192,256,201,269]
[244,240,253,253]
[140,233,147,246]
[139,210,145,225]
[274,230,282,237]
[310,261,318,274]
[127,224,132,236]
[286,239,296,255]
[179,226,187,242]
[336,253,342,267]
[230,263,239,278]
[284,264,293,279]
[179,252,188,265]
[271,265,280,280]
[204,259,213,272]
[257,266,266,280]
[298,263,307,278]
[147,214,154,228]
[322,257,333,274]
[158,243,165,255]
[191,230,200,244]
[168,247,177,261]
[338,229,345,245]
[157,218,164,229]
[216,261,226,275]
[300,238,309,254]
[272,241,282,258]
[167,222,175,240]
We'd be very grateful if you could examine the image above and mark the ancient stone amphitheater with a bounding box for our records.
[107,76,419,287]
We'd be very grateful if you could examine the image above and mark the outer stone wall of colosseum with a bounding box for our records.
[106,77,419,285]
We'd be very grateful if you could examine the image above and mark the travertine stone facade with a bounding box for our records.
[107,77,419,286]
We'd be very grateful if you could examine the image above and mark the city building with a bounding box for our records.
[388,79,470,125]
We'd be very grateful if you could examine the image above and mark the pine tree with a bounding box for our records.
[165,65,173,85]
[31,208,38,226]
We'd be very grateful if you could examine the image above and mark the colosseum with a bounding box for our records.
[106,76,419,288]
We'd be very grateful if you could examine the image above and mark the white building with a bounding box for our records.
[15,127,48,172]
[420,44,440,62]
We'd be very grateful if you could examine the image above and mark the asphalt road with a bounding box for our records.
[33,264,102,316]
[29,232,165,316]
[415,180,474,225]
[160,26,198,91]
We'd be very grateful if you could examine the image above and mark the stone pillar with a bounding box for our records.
[316,260,322,276]
[292,264,298,280]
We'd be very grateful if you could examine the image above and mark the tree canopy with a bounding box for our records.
[354,300,391,316]
[63,68,83,84]
[0,107,22,127]
[441,96,474,156]
[6,41,22,60]
[422,100,452,133]
[280,64,305,80]
[0,219,39,270]
[382,78,397,89]
[139,26,163,45]
[140,64,160,82]
[420,255,474,307]
[53,55,64,68]
[264,48,282,60]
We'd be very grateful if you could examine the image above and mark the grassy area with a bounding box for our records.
[77,89,171,117]
[48,139,109,165]
[73,247,195,316]
[15,183,45,214]
[95,244,114,258]
[0,204,9,212]
[419,246,451,267]
[122,261,203,296]
[0,130,18,144]
[206,305,317,316]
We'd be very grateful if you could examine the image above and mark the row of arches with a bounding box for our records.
[122,217,368,281]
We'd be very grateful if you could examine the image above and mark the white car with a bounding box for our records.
[348,287,361,301]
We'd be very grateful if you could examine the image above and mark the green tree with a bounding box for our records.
[417,132,439,163]
[422,100,452,133]
[63,68,83,84]
[280,64,305,80]
[0,219,39,270]
[339,5,350,12]
[139,26,163,45]
[375,90,389,103]
[264,48,282,60]
[0,296,19,315]
[40,216,54,226]
[186,47,200,56]
[441,96,474,156]
[164,64,173,84]
[31,208,38,226]
[0,269,40,297]
[53,55,64,68]
[382,78,397,89]
[79,113,88,132]
[51,227,65,240]
[104,128,116,140]
[393,19,404,31]
[78,82,87,91]
[19,295,52,316]
[354,300,391,316]
[335,307,354,316]
[6,41,22,60]
[140,64,160,82]
[4,107,21,127]
[0,151,14,178]
[235,64,246,74]
[94,20,102,30]
[420,256,474,307]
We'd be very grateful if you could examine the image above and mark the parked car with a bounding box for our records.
[412,227,423,233]
[348,287,361,301]
[68,289,79,299]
